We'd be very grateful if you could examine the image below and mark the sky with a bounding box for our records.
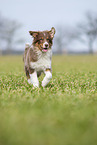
[0,0,97,51]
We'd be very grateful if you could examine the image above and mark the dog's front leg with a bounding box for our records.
[30,71,39,88]
[42,70,52,87]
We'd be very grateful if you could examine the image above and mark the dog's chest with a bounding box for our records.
[30,50,52,72]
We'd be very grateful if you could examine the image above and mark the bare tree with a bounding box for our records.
[77,11,97,54]
[54,25,77,54]
[0,14,25,54]
[0,14,5,55]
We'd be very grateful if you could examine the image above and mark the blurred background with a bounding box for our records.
[0,0,97,55]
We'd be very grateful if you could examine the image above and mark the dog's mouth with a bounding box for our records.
[42,47,48,52]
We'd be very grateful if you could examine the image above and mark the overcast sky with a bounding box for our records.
[0,0,97,51]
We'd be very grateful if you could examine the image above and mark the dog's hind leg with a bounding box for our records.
[37,71,42,77]
[25,66,31,84]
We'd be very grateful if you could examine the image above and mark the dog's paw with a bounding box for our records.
[28,79,32,84]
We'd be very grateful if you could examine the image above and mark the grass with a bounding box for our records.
[0,55,97,145]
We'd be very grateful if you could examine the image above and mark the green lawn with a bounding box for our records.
[0,55,97,145]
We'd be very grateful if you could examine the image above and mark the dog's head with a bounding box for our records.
[29,27,55,52]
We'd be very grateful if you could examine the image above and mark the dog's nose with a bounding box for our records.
[45,43,48,47]
[43,42,49,48]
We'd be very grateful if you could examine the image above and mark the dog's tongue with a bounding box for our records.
[42,48,48,52]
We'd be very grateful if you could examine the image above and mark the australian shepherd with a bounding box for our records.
[23,27,55,87]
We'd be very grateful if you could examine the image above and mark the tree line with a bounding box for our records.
[0,13,24,54]
[0,11,97,54]
[55,11,97,54]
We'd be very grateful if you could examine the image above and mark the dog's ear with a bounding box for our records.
[29,31,39,38]
[49,27,55,38]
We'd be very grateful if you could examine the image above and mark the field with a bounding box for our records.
[0,55,97,145]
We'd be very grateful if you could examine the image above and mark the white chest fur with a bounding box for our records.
[30,49,52,72]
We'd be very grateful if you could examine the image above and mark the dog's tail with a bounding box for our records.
[25,43,30,49]
[23,43,30,62]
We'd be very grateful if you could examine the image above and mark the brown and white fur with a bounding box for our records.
[23,27,55,87]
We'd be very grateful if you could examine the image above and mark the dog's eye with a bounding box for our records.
[47,39,52,43]
[40,38,43,41]
[37,39,43,44]
[39,39,43,42]
[47,39,50,41]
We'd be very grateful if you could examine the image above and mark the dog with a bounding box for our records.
[23,27,55,87]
